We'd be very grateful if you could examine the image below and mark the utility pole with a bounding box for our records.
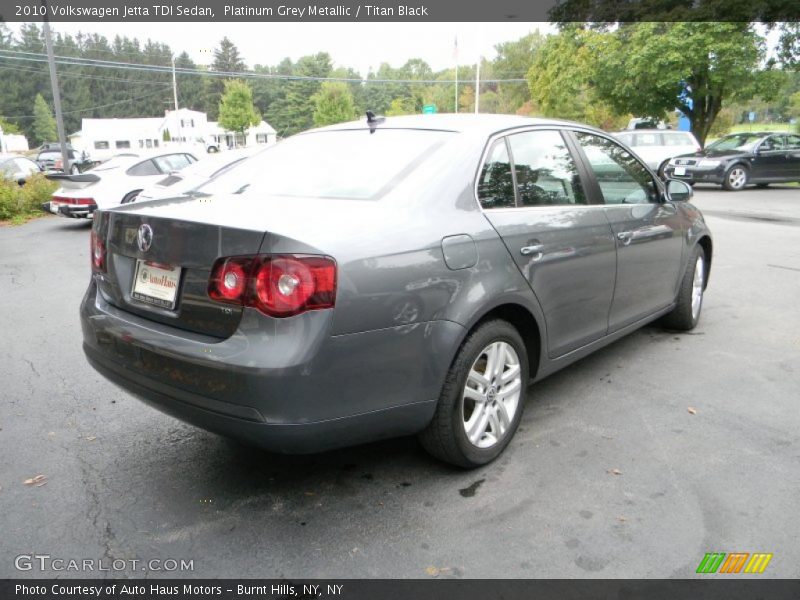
[474,57,481,114]
[42,8,69,174]
[172,56,183,144]
[454,36,458,114]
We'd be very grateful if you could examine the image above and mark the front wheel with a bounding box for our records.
[661,245,706,331]
[419,319,529,468]
[722,164,748,191]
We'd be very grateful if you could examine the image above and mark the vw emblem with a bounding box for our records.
[137,224,153,252]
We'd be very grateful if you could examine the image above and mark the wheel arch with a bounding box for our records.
[459,302,543,381]
[697,235,713,289]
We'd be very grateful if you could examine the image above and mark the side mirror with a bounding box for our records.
[666,179,693,202]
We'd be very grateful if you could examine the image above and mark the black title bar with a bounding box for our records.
[1,0,799,22]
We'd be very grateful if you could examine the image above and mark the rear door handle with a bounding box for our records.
[520,244,544,256]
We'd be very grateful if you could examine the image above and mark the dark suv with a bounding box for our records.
[36,144,92,174]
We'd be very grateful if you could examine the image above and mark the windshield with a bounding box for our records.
[706,134,765,152]
[195,129,453,200]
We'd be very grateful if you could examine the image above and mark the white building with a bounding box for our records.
[208,120,277,149]
[0,127,29,153]
[69,109,275,161]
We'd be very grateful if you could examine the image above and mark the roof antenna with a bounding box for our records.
[366,110,385,133]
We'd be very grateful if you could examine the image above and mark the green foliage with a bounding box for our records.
[386,97,416,116]
[32,93,57,145]
[0,117,21,134]
[162,129,171,142]
[265,53,332,136]
[218,80,260,137]
[312,82,356,127]
[0,173,57,222]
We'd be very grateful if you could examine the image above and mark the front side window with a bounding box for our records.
[477,139,515,209]
[759,135,785,152]
[508,130,587,206]
[575,132,658,205]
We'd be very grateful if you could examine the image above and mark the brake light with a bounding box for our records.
[90,230,106,272]
[53,196,95,206]
[208,255,336,318]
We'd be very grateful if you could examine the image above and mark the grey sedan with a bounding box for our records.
[81,114,712,468]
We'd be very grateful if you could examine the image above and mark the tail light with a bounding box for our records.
[208,255,336,318]
[53,196,95,205]
[90,230,106,272]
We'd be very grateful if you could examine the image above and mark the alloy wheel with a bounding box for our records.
[462,341,522,449]
[691,255,704,321]
[728,167,747,190]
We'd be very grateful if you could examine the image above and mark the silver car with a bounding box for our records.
[81,114,712,468]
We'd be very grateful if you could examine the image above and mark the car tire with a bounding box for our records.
[207,146,218,153]
[121,190,142,204]
[722,164,748,191]
[419,319,529,468]
[661,244,706,331]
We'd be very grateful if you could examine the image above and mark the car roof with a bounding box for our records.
[308,113,607,137]
[615,129,685,134]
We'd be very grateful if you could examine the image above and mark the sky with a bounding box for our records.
[9,22,553,75]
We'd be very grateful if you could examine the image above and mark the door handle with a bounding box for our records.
[617,231,633,245]
[520,244,544,257]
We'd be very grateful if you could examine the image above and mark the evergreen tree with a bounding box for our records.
[32,94,57,144]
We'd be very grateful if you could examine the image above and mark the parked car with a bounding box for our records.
[47,151,197,218]
[36,144,92,174]
[81,114,712,467]
[0,154,41,184]
[613,129,701,175]
[136,147,261,203]
[663,132,800,190]
[626,117,669,130]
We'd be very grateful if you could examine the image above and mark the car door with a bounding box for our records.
[570,131,684,332]
[782,134,800,181]
[478,129,617,358]
[753,135,787,180]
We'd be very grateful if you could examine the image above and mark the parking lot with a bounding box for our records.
[1,184,798,579]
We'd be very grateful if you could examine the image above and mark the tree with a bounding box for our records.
[587,23,766,146]
[493,32,545,113]
[204,37,247,119]
[32,94,57,144]
[266,53,332,136]
[312,82,356,126]
[218,80,260,145]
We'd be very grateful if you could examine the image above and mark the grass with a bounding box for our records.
[728,123,793,134]
[0,173,58,225]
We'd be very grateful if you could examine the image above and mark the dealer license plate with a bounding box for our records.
[131,260,181,309]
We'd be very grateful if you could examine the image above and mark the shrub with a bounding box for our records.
[0,173,58,222]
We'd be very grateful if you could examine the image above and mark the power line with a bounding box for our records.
[0,58,174,84]
[0,49,528,84]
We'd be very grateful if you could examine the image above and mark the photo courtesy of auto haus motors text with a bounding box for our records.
[1,0,799,598]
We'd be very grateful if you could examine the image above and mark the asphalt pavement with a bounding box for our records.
[1,184,798,578]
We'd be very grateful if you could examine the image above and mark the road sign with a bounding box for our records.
[748,111,756,122]
[422,104,437,114]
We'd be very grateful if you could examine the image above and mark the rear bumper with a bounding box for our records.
[80,280,462,453]
[46,201,96,218]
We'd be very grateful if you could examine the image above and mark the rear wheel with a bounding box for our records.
[121,190,141,204]
[661,245,705,331]
[419,319,528,468]
[722,164,748,191]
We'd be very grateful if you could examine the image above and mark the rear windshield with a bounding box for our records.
[195,129,453,200]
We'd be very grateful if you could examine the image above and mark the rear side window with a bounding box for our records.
[154,154,191,173]
[632,132,660,146]
[126,160,160,176]
[197,129,453,200]
[663,133,693,146]
[575,132,658,205]
[477,139,515,209]
[508,130,586,206]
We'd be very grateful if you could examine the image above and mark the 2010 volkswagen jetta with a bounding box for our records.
[81,114,712,468]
